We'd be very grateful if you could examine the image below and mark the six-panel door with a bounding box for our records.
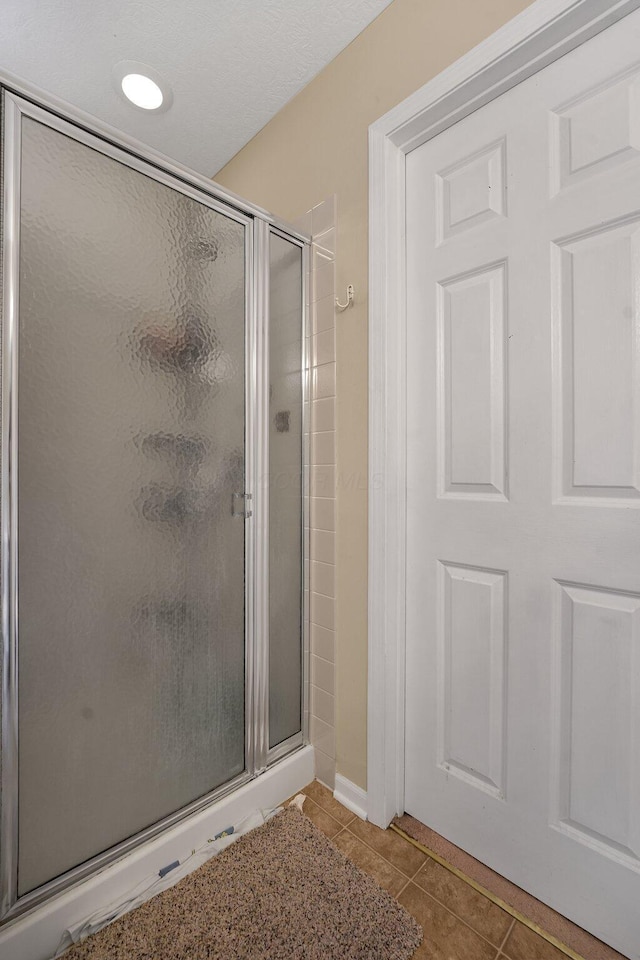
[405,9,640,956]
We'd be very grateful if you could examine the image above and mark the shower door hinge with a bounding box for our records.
[232,492,252,519]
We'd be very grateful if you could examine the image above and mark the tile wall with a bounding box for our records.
[294,196,337,788]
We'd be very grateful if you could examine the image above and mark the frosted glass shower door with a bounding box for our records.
[268,233,304,749]
[14,115,248,895]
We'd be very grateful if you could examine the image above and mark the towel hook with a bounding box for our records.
[335,284,354,311]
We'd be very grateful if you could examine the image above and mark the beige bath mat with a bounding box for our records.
[62,804,422,959]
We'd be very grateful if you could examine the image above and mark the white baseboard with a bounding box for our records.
[0,746,314,960]
[333,774,368,821]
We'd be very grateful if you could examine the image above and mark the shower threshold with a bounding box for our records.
[0,746,314,960]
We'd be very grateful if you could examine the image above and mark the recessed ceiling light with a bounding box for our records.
[112,60,173,114]
[121,73,163,110]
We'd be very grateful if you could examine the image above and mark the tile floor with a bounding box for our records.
[394,814,626,960]
[300,781,577,960]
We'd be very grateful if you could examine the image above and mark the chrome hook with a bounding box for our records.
[335,284,354,311]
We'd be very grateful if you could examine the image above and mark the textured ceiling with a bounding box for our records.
[0,0,393,177]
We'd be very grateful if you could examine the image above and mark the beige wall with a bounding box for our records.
[216,0,532,791]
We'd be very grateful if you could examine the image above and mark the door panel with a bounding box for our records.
[16,116,247,894]
[438,262,507,499]
[553,580,640,866]
[268,233,304,748]
[437,561,507,798]
[554,218,640,501]
[405,9,640,956]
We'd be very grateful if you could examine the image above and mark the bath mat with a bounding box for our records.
[61,805,422,960]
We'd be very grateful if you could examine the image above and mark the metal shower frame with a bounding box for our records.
[0,74,310,923]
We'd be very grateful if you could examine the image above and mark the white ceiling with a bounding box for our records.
[0,0,393,177]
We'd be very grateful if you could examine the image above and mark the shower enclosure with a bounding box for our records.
[0,82,309,924]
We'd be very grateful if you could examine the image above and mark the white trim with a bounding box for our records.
[333,775,368,821]
[367,0,640,828]
[0,747,314,960]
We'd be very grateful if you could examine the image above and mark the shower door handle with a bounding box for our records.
[232,492,252,519]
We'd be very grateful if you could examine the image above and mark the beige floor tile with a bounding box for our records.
[297,785,595,960]
[397,814,624,960]
[347,817,427,878]
[502,921,573,960]
[332,830,408,897]
[302,780,354,825]
[301,796,343,839]
[413,858,512,947]
[398,883,496,960]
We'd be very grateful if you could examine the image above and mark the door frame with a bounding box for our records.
[367,0,640,828]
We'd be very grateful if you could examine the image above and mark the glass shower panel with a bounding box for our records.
[16,117,247,895]
[268,234,303,748]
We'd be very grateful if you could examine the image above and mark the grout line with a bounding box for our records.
[308,589,335,601]
[308,787,570,960]
[342,825,417,881]
[394,877,413,901]
[329,811,518,957]
[342,813,357,828]
[311,358,336,369]
[383,839,526,956]
[407,859,427,886]
[496,918,516,959]
[309,653,334,665]
[304,788,355,831]
[406,878,516,954]
[304,796,343,835]
[393,858,429,903]
[390,824,586,960]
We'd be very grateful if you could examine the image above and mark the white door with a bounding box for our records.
[405,9,640,957]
